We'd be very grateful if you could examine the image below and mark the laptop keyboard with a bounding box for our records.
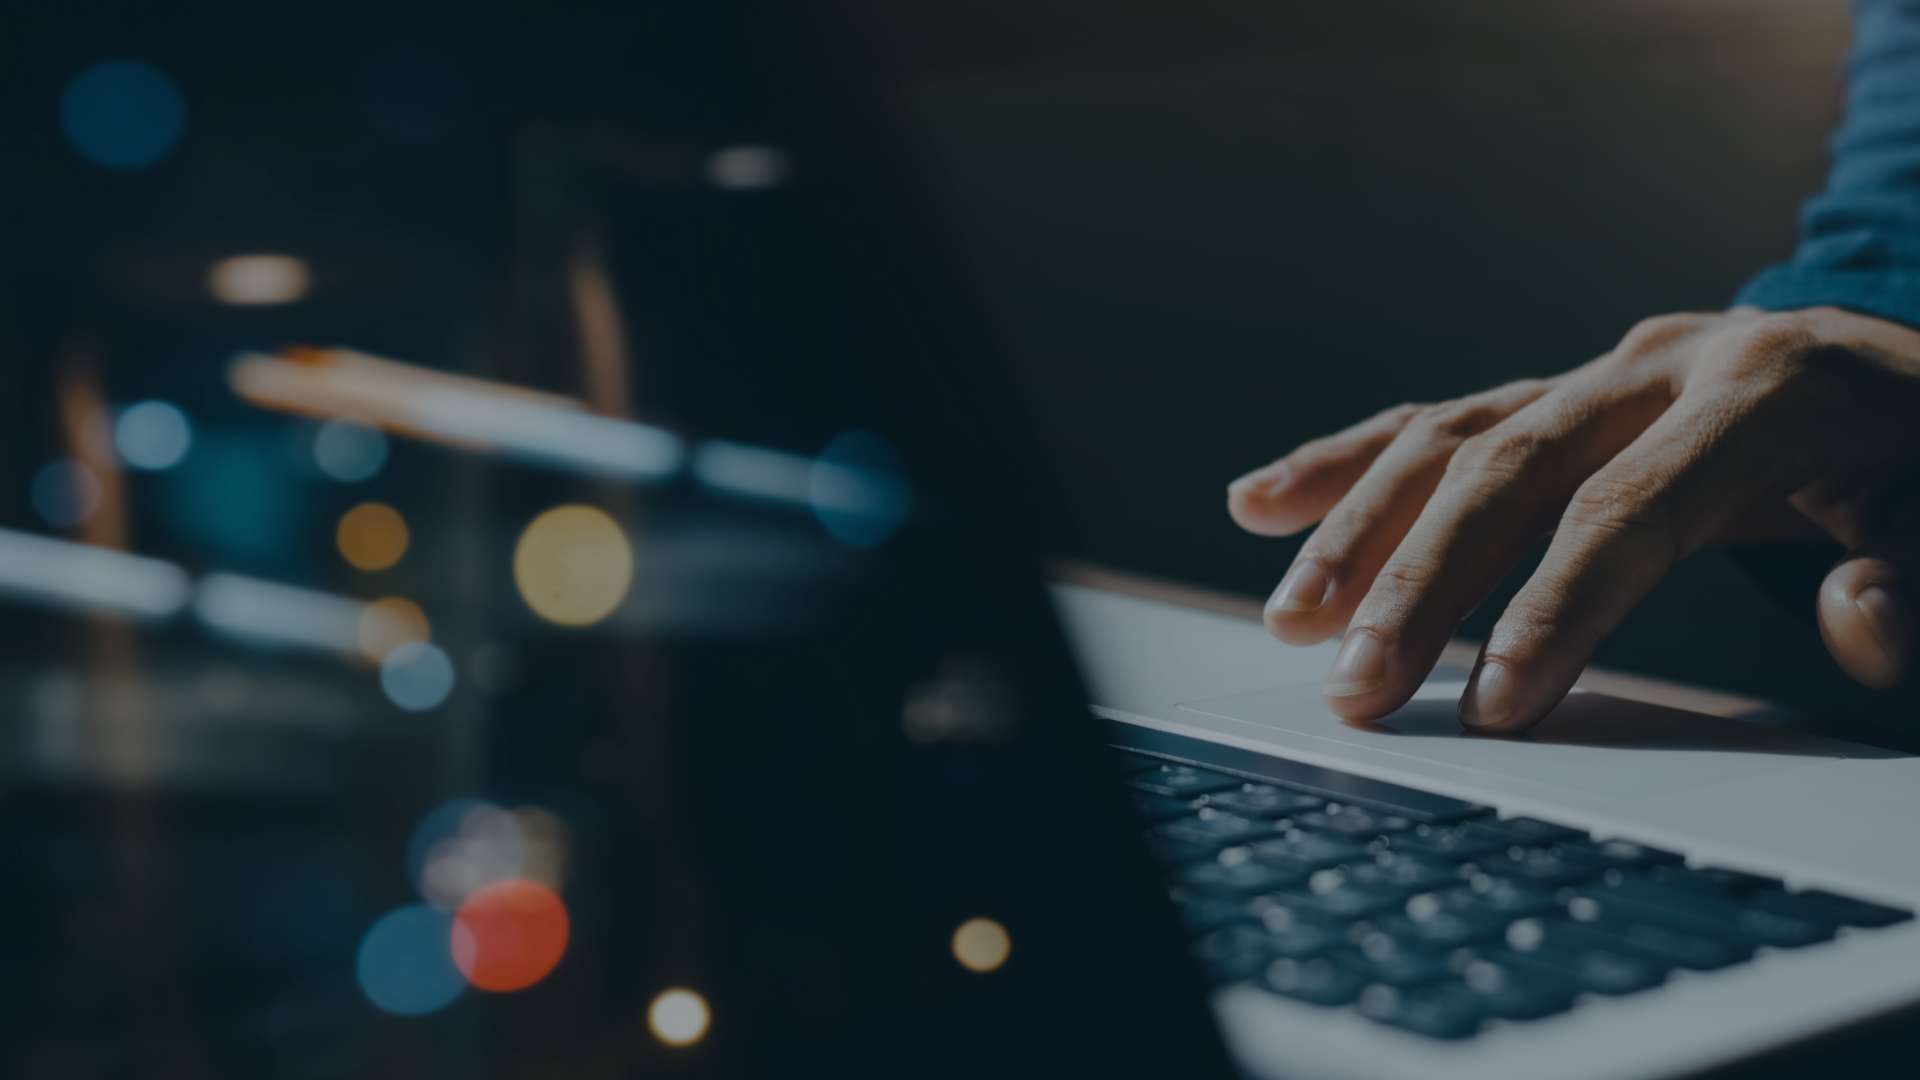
[1112,741,1913,1041]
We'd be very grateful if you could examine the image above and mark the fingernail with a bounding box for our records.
[1460,660,1518,729]
[1324,629,1387,698]
[1268,559,1333,614]
[1855,586,1911,669]
[1229,463,1290,499]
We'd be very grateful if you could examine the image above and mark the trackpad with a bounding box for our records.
[1177,682,1882,800]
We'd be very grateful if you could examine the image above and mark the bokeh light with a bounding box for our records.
[450,879,569,992]
[951,917,1012,973]
[647,988,712,1048]
[705,145,789,190]
[61,59,186,170]
[336,501,409,571]
[356,904,465,1016]
[357,596,430,661]
[416,800,525,909]
[207,254,311,305]
[511,505,632,627]
[381,642,455,711]
[114,400,193,471]
[313,419,389,483]
[30,460,103,528]
[809,431,911,547]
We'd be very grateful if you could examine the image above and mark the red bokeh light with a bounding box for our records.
[450,878,570,992]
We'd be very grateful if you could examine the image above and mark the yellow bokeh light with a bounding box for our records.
[647,987,711,1048]
[357,596,430,660]
[512,505,633,627]
[951,917,1012,974]
[337,502,409,571]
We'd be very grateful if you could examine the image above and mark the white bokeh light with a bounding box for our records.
[114,400,193,471]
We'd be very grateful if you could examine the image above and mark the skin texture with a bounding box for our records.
[1227,307,1920,733]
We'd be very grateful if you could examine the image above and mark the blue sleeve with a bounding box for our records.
[1736,0,1920,330]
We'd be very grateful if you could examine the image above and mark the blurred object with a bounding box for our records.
[334,501,409,572]
[511,504,634,627]
[0,528,190,620]
[229,347,686,481]
[648,987,713,1048]
[193,572,375,656]
[312,418,389,482]
[60,58,186,170]
[704,145,790,190]
[356,596,430,660]
[206,254,311,306]
[113,400,194,471]
[566,229,637,418]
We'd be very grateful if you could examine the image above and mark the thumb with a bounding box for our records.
[1818,554,1914,688]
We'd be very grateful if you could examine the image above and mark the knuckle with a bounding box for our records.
[1446,425,1547,483]
[1373,401,1427,428]
[1562,474,1676,549]
[1615,313,1707,360]
[1717,314,1821,384]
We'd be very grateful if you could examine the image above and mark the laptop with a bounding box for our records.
[9,2,1920,1078]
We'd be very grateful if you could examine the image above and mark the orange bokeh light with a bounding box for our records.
[450,878,570,992]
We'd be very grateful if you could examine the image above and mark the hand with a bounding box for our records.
[1227,307,1920,732]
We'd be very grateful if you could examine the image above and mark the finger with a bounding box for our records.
[1462,386,1820,733]
[1228,403,1424,537]
[1819,555,1914,688]
[1813,477,1920,687]
[1264,379,1552,646]
[1321,373,1671,721]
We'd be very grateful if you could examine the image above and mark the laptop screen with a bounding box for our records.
[1,2,1228,1076]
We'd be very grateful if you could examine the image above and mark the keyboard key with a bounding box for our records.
[1250,908,1352,958]
[1748,888,1913,930]
[1385,822,1515,861]
[1182,857,1306,896]
[1349,931,1453,987]
[1132,793,1199,823]
[1577,877,1832,949]
[1643,864,1783,898]
[1458,957,1579,1021]
[1340,854,1461,896]
[1108,729,1491,823]
[1157,809,1274,849]
[1261,876,1407,920]
[1292,807,1414,839]
[1494,920,1668,995]
[1557,906,1752,971]
[1109,750,1165,775]
[1459,876,1566,914]
[1257,954,1366,1006]
[1376,908,1506,949]
[1204,784,1326,819]
[1131,765,1240,799]
[1476,847,1604,888]
[1248,830,1371,872]
[1193,925,1270,984]
[1354,982,1486,1040]
[1554,838,1684,871]
[1490,817,1588,845]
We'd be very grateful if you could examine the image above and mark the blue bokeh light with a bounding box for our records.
[115,401,194,471]
[61,59,186,170]
[356,904,465,1017]
[809,431,912,548]
[30,459,102,528]
[381,642,456,712]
